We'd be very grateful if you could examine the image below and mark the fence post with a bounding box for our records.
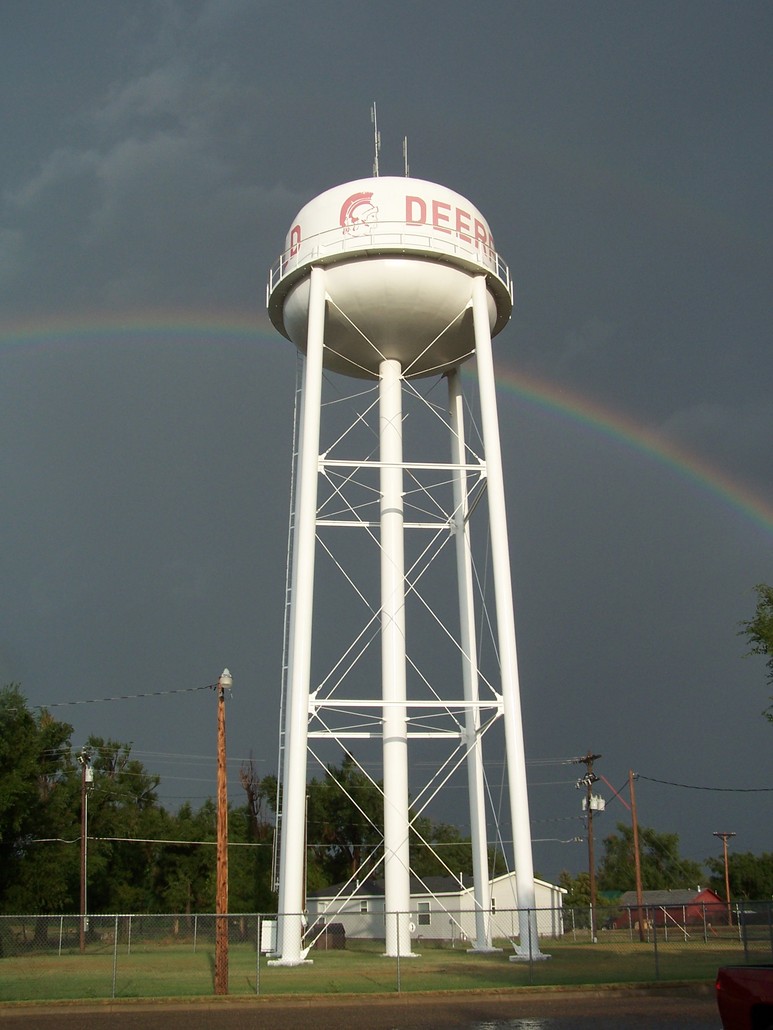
[111,914,119,999]
[740,906,749,962]
[193,913,198,953]
[395,911,401,994]
[652,911,660,980]
[256,914,261,996]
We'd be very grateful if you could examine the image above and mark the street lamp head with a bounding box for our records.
[219,668,233,692]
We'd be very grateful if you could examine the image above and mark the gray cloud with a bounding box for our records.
[0,1,770,882]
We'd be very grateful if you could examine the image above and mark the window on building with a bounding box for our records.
[418,901,430,926]
[360,899,368,914]
[491,898,496,914]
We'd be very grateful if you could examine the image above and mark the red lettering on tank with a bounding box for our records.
[432,200,452,234]
[455,208,472,243]
[406,196,427,225]
[474,219,489,252]
[289,224,302,257]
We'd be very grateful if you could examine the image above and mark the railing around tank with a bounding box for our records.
[266,221,513,304]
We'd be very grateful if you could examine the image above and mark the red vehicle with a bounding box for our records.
[716,966,773,1030]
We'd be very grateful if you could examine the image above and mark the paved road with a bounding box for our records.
[0,987,722,1029]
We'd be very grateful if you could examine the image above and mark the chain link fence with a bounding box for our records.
[0,903,770,1002]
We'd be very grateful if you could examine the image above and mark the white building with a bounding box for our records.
[306,872,565,947]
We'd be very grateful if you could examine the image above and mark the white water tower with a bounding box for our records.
[266,174,543,964]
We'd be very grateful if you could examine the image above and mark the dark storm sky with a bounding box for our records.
[1,1,771,880]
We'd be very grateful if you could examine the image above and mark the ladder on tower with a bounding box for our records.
[271,353,304,892]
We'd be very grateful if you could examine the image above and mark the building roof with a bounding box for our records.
[308,875,462,900]
[308,869,565,900]
[616,888,722,907]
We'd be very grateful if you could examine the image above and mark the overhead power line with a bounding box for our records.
[36,683,217,709]
[30,835,270,848]
[637,774,773,793]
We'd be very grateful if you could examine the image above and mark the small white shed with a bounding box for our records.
[306,872,565,944]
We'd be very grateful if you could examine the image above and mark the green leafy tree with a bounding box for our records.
[597,822,704,892]
[557,869,617,929]
[152,801,217,915]
[739,583,773,722]
[706,851,773,901]
[558,869,591,909]
[410,817,475,880]
[305,754,384,887]
[230,758,275,913]
[0,686,80,920]
[83,737,163,912]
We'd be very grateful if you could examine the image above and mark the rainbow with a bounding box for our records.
[484,366,773,537]
[1,310,771,535]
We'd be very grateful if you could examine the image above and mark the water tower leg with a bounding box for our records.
[270,266,327,967]
[470,276,546,961]
[448,370,498,953]
[379,357,413,958]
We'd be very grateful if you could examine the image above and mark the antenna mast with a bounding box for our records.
[371,102,381,176]
[403,136,409,177]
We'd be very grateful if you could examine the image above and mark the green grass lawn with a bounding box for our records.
[0,930,762,1004]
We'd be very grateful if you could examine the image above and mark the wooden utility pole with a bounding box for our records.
[713,831,736,927]
[629,769,645,942]
[78,750,92,954]
[575,752,601,941]
[215,669,232,995]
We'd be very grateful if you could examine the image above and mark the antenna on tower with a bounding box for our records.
[402,136,409,177]
[371,102,381,177]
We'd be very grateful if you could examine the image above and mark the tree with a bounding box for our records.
[739,583,773,722]
[239,758,274,845]
[152,801,217,916]
[597,823,704,892]
[82,737,163,912]
[305,754,384,887]
[231,758,275,912]
[706,851,773,901]
[0,685,80,919]
[0,685,286,919]
[558,869,591,909]
[410,817,474,880]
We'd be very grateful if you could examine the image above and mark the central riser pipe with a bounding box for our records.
[379,357,413,958]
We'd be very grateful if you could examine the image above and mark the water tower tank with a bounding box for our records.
[267,176,513,378]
